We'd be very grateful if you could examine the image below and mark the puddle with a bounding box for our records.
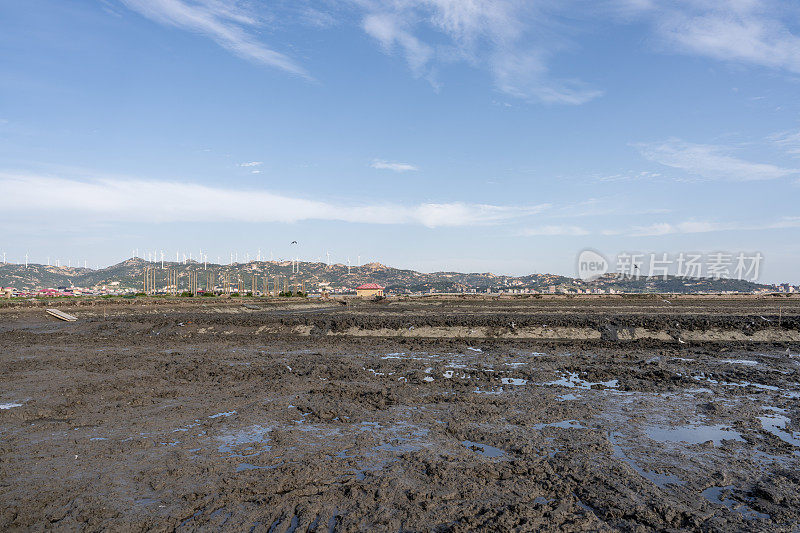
[466,347,482,352]
[719,359,760,366]
[757,414,800,447]
[543,372,618,390]
[501,378,528,385]
[375,442,421,453]
[534,420,585,430]
[702,486,770,520]
[608,433,684,488]
[462,440,506,458]
[557,393,579,401]
[209,411,236,419]
[645,424,743,446]
[216,425,271,456]
[0,402,23,409]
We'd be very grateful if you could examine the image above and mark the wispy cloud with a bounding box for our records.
[370,159,419,172]
[628,1,800,74]
[0,173,547,228]
[630,217,800,236]
[770,130,800,156]
[359,0,601,105]
[519,225,590,236]
[238,161,263,167]
[120,0,310,78]
[634,138,798,181]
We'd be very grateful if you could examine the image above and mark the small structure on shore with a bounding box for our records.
[356,283,384,298]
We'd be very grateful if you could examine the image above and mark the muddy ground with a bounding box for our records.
[1,297,799,531]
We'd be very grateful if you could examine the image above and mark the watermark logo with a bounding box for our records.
[577,249,609,281]
[575,250,764,282]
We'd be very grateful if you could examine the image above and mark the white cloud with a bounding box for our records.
[635,139,798,181]
[770,131,800,156]
[519,225,589,236]
[238,161,263,167]
[120,0,310,78]
[363,13,434,77]
[370,159,419,172]
[628,0,800,74]
[0,173,546,228]
[359,0,601,104]
[630,217,800,236]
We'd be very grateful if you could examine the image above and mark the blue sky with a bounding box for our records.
[1,0,799,283]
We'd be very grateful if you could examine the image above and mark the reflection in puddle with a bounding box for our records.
[534,420,585,430]
[209,411,236,419]
[216,425,271,456]
[544,372,618,390]
[608,433,684,488]
[701,486,770,520]
[236,462,280,472]
[719,359,759,366]
[557,393,579,401]
[501,378,528,385]
[645,424,743,446]
[757,414,800,447]
[462,440,506,458]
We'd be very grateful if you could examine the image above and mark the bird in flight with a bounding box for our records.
[291,241,298,245]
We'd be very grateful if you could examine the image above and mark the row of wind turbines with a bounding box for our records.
[131,247,366,275]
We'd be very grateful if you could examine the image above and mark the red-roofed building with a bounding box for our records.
[356,283,384,297]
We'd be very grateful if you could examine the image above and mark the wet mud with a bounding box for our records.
[1,298,799,531]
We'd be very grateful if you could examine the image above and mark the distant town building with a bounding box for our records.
[356,283,384,297]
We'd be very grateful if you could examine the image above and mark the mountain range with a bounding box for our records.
[0,258,787,294]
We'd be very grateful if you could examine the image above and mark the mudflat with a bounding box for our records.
[1,296,799,531]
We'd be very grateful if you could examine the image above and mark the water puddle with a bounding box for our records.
[462,440,506,458]
[0,402,23,409]
[645,424,743,446]
[701,486,770,520]
[543,372,618,390]
[375,442,421,453]
[209,411,236,419]
[608,433,684,488]
[236,462,280,472]
[534,420,585,430]
[557,393,580,401]
[216,425,271,456]
[757,414,800,447]
[719,359,759,366]
[501,378,528,385]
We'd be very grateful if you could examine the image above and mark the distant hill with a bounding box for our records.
[0,258,785,294]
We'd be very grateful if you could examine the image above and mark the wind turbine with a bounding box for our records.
[290,241,299,273]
